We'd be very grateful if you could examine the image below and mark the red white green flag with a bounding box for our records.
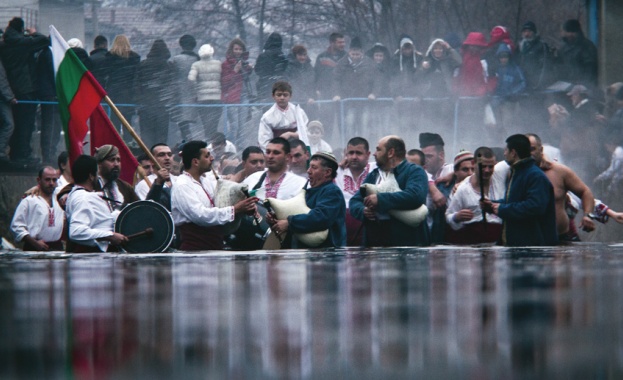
[50,25,138,183]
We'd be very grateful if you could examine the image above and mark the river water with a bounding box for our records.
[1,244,623,379]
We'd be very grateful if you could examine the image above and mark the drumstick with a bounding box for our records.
[125,228,154,240]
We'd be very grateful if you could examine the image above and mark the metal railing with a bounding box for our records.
[18,92,560,156]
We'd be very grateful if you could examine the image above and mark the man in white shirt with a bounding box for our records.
[93,145,139,212]
[335,137,376,246]
[171,140,258,250]
[419,132,454,242]
[11,166,65,251]
[258,81,309,150]
[135,143,177,209]
[243,137,307,201]
[445,146,504,244]
[65,155,128,252]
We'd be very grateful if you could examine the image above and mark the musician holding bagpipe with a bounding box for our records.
[171,141,258,251]
[267,151,346,249]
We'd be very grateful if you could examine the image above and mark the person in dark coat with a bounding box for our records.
[170,34,200,141]
[517,21,555,138]
[390,34,423,98]
[556,19,598,90]
[350,135,430,247]
[332,37,379,138]
[269,151,346,248]
[314,32,346,100]
[89,35,108,86]
[284,44,315,104]
[0,17,49,166]
[35,44,62,165]
[135,39,176,148]
[101,34,141,139]
[255,32,288,103]
[481,134,558,246]
[417,38,462,138]
[67,38,92,71]
[0,56,16,166]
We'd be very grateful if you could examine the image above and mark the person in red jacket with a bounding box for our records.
[221,38,253,147]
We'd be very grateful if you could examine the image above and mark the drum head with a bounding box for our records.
[262,229,282,250]
[115,200,175,253]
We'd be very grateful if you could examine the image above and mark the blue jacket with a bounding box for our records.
[350,160,430,246]
[288,181,346,248]
[497,157,558,246]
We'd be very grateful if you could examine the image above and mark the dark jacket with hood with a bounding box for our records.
[135,40,176,107]
[390,35,423,97]
[493,44,526,98]
[255,33,288,101]
[418,38,462,98]
[0,26,49,97]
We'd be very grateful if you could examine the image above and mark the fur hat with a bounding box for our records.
[67,38,84,49]
[95,145,119,163]
[198,44,214,58]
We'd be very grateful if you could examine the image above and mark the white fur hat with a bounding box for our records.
[67,38,83,49]
[198,44,214,58]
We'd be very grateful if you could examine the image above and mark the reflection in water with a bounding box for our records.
[1,246,623,378]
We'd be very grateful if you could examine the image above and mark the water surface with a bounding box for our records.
[1,244,623,379]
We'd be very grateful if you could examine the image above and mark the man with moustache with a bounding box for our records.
[11,166,65,251]
[243,137,306,201]
[269,151,346,248]
[65,155,129,252]
[171,140,258,250]
[350,135,430,247]
[445,147,504,244]
[93,145,139,212]
[335,137,376,246]
[134,143,177,210]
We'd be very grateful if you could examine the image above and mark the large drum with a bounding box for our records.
[115,200,175,253]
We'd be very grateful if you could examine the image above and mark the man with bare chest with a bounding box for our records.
[527,133,595,239]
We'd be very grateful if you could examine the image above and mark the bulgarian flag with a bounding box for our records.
[50,25,138,183]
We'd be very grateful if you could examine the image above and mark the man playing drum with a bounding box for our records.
[135,143,177,210]
[65,155,129,252]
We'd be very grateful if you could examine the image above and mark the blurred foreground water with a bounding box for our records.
[1,244,623,379]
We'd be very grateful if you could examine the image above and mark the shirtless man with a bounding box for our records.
[526,133,595,238]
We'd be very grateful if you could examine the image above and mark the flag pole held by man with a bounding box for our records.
[50,25,147,183]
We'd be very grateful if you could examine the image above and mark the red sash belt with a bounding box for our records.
[178,223,224,251]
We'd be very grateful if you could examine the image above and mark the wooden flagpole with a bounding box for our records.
[103,96,159,187]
